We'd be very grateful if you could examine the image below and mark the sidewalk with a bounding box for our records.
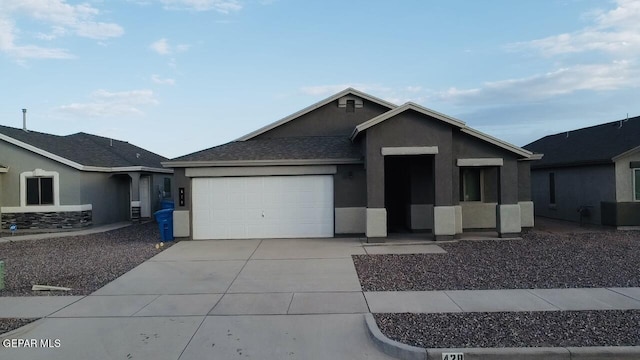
[2,287,640,319]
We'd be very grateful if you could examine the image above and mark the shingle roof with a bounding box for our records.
[523,115,640,168]
[171,136,361,162]
[0,124,168,168]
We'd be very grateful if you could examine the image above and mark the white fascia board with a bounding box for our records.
[519,153,544,161]
[351,102,466,140]
[612,145,640,161]
[457,158,504,167]
[236,88,397,141]
[110,166,174,174]
[163,158,363,168]
[0,134,171,173]
[1,204,93,213]
[0,167,7,173]
[460,127,533,158]
[0,133,86,170]
[381,146,439,156]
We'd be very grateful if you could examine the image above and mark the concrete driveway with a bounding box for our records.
[1,237,408,360]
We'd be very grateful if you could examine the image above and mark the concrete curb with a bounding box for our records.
[364,313,640,360]
[364,313,426,360]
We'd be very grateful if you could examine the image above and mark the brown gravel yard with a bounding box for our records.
[0,318,38,335]
[356,229,640,348]
[0,222,172,297]
[353,231,640,291]
[375,311,640,348]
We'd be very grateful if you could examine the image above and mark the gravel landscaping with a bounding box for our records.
[353,231,640,291]
[375,311,640,348]
[0,318,38,335]
[0,222,172,296]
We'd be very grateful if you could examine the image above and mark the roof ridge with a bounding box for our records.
[546,114,640,137]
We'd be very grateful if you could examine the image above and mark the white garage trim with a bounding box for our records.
[192,175,334,240]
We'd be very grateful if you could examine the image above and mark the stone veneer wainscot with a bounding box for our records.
[1,210,92,230]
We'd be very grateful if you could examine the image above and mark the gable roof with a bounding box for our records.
[235,88,397,141]
[351,102,533,158]
[523,115,640,168]
[0,124,171,173]
[166,136,362,167]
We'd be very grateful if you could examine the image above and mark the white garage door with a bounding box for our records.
[192,175,334,239]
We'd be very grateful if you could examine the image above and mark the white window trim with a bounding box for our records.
[634,169,640,202]
[20,169,60,207]
[461,168,484,203]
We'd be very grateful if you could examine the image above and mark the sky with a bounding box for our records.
[1,0,639,159]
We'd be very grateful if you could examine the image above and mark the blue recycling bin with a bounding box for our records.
[160,200,175,210]
[154,208,174,241]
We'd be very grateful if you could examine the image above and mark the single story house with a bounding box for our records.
[524,115,640,227]
[163,88,538,241]
[0,123,173,230]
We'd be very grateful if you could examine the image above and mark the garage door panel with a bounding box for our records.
[192,175,333,240]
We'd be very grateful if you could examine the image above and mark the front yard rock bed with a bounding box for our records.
[0,222,171,296]
[353,231,640,291]
[375,310,640,348]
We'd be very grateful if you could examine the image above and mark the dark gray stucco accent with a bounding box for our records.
[498,160,519,204]
[531,164,616,224]
[173,168,190,210]
[452,131,521,205]
[365,110,454,208]
[483,167,499,203]
[334,164,367,207]
[254,98,391,139]
[518,161,532,201]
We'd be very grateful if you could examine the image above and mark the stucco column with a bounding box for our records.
[365,141,386,242]
[496,161,522,238]
[433,151,455,240]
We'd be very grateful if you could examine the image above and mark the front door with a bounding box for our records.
[139,176,151,218]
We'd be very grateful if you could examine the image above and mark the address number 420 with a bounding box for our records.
[442,353,464,360]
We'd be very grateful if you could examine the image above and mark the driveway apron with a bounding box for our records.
[1,237,396,359]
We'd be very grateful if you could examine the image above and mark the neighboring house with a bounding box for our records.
[524,115,640,227]
[0,124,173,230]
[163,88,538,241]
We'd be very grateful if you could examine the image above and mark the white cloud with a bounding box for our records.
[508,0,640,56]
[56,89,159,117]
[443,0,640,107]
[149,38,190,55]
[0,18,73,59]
[151,74,176,85]
[150,38,171,55]
[439,61,638,105]
[159,0,242,13]
[0,0,123,60]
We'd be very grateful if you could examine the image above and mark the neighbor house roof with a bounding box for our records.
[524,115,640,168]
[166,136,362,167]
[235,88,397,141]
[0,124,171,173]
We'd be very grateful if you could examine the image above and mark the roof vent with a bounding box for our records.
[22,109,28,132]
[338,96,363,111]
